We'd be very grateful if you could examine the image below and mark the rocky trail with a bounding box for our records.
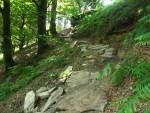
[23,39,118,113]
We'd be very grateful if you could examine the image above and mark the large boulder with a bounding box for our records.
[66,71,98,91]
[55,81,107,113]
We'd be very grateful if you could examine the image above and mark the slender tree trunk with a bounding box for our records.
[1,0,15,70]
[19,14,25,50]
[37,0,49,54]
[50,0,57,35]
[32,0,49,54]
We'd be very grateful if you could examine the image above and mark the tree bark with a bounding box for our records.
[37,0,49,54]
[1,0,15,70]
[32,0,49,54]
[32,0,48,54]
[50,0,57,35]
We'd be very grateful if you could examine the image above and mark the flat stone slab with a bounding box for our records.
[66,71,98,90]
[105,48,114,52]
[55,81,107,113]
[88,45,109,50]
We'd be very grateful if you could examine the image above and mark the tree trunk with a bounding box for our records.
[37,0,49,54]
[19,14,25,50]
[2,0,15,70]
[50,0,57,35]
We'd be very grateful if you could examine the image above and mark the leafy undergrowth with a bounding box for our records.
[98,53,150,113]
[0,38,80,101]
[98,37,150,113]
[134,15,150,46]
[76,0,149,38]
[97,11,150,112]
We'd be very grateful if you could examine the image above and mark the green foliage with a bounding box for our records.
[97,62,128,86]
[77,0,146,37]
[78,7,109,36]
[0,53,68,101]
[61,42,79,56]
[134,15,150,36]
[115,61,150,113]
[38,55,68,68]
[47,72,59,79]
[110,63,128,86]
[97,63,112,80]
[144,106,150,113]
[11,66,43,89]
[0,33,79,100]
[58,0,80,16]
[11,0,37,48]
[134,15,150,46]
[98,47,150,113]
[135,33,150,46]
[145,4,150,14]
[131,61,150,100]
[0,65,42,101]
[0,82,13,101]
[115,96,139,113]
[108,0,141,31]
[131,61,150,79]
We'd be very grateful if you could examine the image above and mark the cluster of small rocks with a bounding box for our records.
[79,42,115,59]
[67,39,115,59]
[72,40,116,70]
[24,70,109,113]
[24,86,64,113]
[23,40,114,113]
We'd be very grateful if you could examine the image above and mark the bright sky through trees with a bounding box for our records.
[102,0,114,6]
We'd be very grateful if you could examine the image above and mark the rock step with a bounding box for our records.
[23,40,115,113]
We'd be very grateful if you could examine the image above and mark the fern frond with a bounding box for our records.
[114,61,150,113]
[144,106,150,113]
[116,96,139,113]
[131,61,150,78]
[110,63,128,86]
[97,63,113,80]
[135,78,150,100]
[134,15,150,38]
[131,61,150,100]
[135,33,150,46]
[97,61,129,86]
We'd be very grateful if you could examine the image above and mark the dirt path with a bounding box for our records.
[22,40,118,113]
[0,39,119,113]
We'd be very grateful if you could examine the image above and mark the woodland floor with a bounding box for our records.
[0,33,147,113]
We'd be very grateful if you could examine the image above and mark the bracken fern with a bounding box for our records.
[134,15,150,46]
[116,61,150,113]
